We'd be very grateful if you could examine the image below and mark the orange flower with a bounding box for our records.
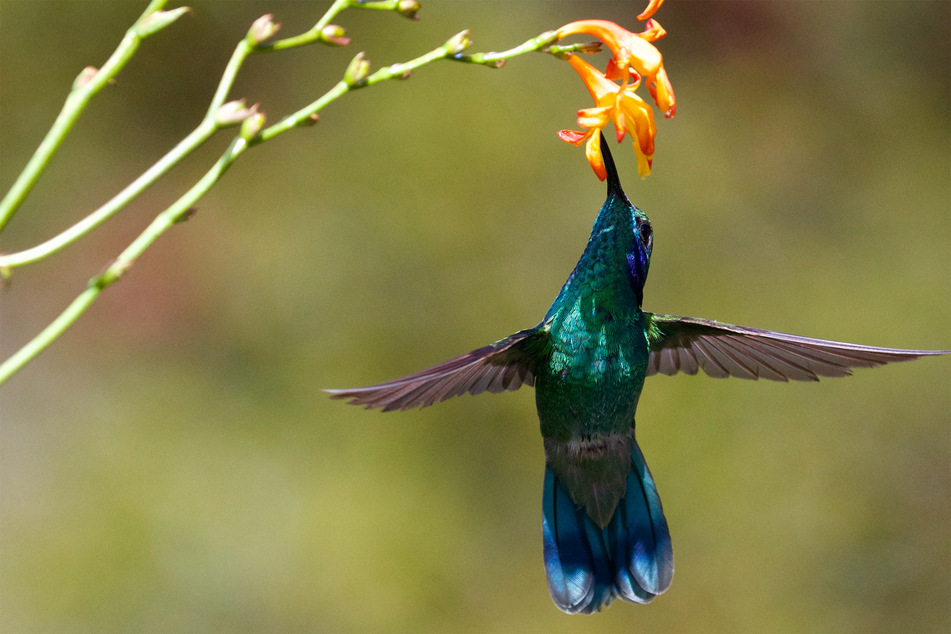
[557,19,675,118]
[556,5,676,180]
[558,56,656,179]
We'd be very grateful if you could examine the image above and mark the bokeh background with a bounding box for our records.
[1,1,949,631]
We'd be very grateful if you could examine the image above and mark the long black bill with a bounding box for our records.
[599,132,624,200]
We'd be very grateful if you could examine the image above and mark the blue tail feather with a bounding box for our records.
[542,469,598,612]
[542,440,673,614]
[582,517,615,612]
[613,442,673,601]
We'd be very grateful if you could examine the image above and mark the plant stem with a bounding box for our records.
[0,121,218,269]
[451,30,560,67]
[259,0,349,52]
[0,287,100,385]
[0,137,248,386]
[0,0,170,233]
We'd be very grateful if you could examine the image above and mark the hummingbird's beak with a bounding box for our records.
[599,132,624,199]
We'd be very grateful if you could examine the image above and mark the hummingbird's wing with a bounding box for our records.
[325,327,546,411]
[644,313,949,381]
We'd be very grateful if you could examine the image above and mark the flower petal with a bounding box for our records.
[637,0,665,22]
[557,19,632,51]
[567,55,620,104]
[577,105,612,128]
[558,129,589,146]
[647,65,676,117]
[637,18,667,42]
[585,133,607,181]
[623,35,663,77]
[613,107,626,142]
[632,139,652,178]
[620,93,656,157]
[559,21,664,99]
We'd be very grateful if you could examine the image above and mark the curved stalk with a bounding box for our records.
[0,0,172,232]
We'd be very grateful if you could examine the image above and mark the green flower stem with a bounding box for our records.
[0,287,100,386]
[116,137,246,267]
[260,0,348,52]
[0,0,170,233]
[0,120,217,269]
[0,37,249,271]
[0,136,248,386]
[1,7,277,270]
[208,40,256,117]
[262,29,567,137]
[452,36,601,67]
[0,26,261,270]
[451,30,559,67]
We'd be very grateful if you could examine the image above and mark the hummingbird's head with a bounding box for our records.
[600,134,652,307]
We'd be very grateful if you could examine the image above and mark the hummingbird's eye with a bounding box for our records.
[639,223,652,248]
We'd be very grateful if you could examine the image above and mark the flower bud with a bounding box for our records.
[320,24,350,46]
[444,30,471,55]
[248,14,281,45]
[215,99,258,126]
[396,0,421,20]
[240,110,266,140]
[344,52,371,87]
[136,7,192,37]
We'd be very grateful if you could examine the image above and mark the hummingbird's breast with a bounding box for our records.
[534,288,649,443]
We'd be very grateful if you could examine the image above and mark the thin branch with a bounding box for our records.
[0,137,248,386]
[0,121,217,269]
[0,0,175,232]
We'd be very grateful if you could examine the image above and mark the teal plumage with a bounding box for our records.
[327,136,948,613]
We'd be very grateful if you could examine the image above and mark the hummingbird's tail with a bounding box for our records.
[541,440,673,614]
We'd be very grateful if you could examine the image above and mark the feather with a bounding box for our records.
[645,313,949,380]
[325,327,545,410]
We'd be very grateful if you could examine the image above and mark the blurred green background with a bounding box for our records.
[1,1,949,631]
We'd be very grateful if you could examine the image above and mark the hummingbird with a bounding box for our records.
[326,135,948,614]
